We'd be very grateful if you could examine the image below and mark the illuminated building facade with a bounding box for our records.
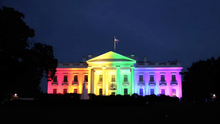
[48,51,183,98]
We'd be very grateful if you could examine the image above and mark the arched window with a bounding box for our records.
[139,88,143,96]
[53,89,57,94]
[99,89,102,95]
[124,88,128,95]
[150,89,154,95]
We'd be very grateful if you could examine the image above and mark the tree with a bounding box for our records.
[180,56,220,98]
[0,6,58,98]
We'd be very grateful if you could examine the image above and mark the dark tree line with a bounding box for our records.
[181,56,220,98]
[0,6,58,99]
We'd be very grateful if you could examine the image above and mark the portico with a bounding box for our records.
[86,51,136,96]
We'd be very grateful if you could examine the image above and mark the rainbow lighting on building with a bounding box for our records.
[48,51,183,98]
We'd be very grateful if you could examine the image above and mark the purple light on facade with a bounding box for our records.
[134,67,182,98]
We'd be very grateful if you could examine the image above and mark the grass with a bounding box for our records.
[1,102,219,123]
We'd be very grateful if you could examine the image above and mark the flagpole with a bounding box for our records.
[114,36,116,51]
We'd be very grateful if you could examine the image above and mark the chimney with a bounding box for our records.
[83,56,87,62]
[143,55,147,62]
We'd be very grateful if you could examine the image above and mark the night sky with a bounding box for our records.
[2,0,220,93]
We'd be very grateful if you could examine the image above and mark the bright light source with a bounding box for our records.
[213,94,215,97]
[14,94,17,96]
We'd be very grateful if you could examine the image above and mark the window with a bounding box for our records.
[53,75,57,82]
[124,75,128,82]
[53,89,57,94]
[161,89,165,95]
[172,75,176,81]
[150,75,154,81]
[111,75,115,82]
[63,89,67,94]
[172,89,176,96]
[139,75,143,82]
[139,88,143,96]
[161,75,165,81]
[84,75,88,82]
[99,75,103,82]
[150,89,154,95]
[111,92,115,95]
[64,75,68,82]
[74,89,77,93]
[99,89,102,95]
[74,75,78,82]
[124,88,128,95]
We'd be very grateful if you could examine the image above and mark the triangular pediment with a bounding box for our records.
[86,51,136,63]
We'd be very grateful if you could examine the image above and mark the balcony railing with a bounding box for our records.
[170,63,177,65]
[159,63,166,65]
[148,81,156,86]
[138,81,145,86]
[58,63,88,67]
[98,82,103,86]
[62,82,69,86]
[111,79,116,82]
[135,62,181,66]
[122,82,129,86]
[159,81,167,86]
[52,82,58,86]
[72,81,79,85]
[170,81,178,85]
[148,63,155,65]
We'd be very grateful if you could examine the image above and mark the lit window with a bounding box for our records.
[99,89,102,95]
[139,75,143,81]
[64,75,68,82]
[172,75,176,81]
[111,92,115,95]
[53,75,57,82]
[150,89,154,95]
[124,75,128,82]
[74,89,77,93]
[84,75,88,82]
[63,89,67,94]
[53,89,57,94]
[139,88,143,96]
[74,75,78,82]
[161,89,165,95]
[150,75,154,81]
[161,75,165,81]
[99,75,103,82]
[124,88,128,95]
[172,89,176,96]
[111,75,115,82]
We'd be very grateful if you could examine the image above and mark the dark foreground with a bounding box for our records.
[1,101,219,123]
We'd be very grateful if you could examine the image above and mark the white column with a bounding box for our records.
[91,69,94,93]
[130,66,135,96]
[106,74,108,95]
[116,66,120,95]
[102,66,106,95]
[88,67,91,94]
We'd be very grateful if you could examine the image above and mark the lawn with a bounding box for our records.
[1,102,219,123]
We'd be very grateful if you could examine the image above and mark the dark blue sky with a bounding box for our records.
[2,0,220,93]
